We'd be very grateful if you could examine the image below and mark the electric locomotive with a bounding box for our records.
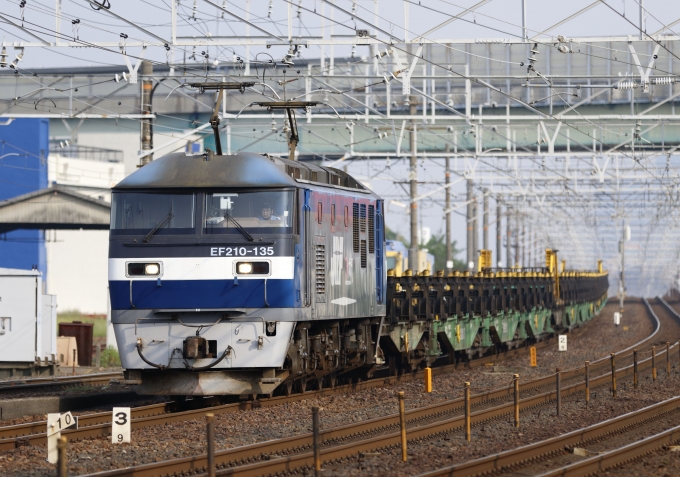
[109,151,385,395]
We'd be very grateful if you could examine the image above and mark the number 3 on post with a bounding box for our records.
[111,407,131,444]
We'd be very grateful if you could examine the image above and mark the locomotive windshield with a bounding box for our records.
[204,190,294,234]
[111,192,195,235]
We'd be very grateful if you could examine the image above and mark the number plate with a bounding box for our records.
[112,407,131,444]
[210,245,275,257]
[47,411,77,437]
[558,335,568,351]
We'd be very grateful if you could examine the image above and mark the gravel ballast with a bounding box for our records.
[0,300,666,477]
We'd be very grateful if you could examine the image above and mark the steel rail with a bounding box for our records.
[414,296,680,477]
[0,372,122,391]
[149,345,680,477]
[72,301,670,477]
[418,396,680,477]
[535,424,680,477]
[0,301,655,451]
[0,310,592,444]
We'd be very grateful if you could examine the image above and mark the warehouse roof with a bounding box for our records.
[0,185,111,233]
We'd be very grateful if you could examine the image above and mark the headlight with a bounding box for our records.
[238,262,253,274]
[235,261,270,275]
[145,263,160,275]
[127,262,161,276]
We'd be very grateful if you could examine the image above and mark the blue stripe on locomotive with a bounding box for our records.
[109,278,296,310]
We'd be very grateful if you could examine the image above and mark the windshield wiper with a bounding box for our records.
[143,212,174,243]
[224,213,254,242]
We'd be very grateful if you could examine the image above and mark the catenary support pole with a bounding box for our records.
[409,93,418,272]
[472,195,478,270]
[496,201,502,267]
[467,180,474,270]
[140,60,153,166]
[483,192,489,251]
[506,210,512,268]
[445,144,452,273]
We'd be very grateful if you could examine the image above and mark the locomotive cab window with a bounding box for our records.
[204,190,294,234]
[317,202,323,224]
[111,192,195,235]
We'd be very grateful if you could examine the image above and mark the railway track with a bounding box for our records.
[3,299,675,477]
[80,330,675,477]
[417,395,680,477]
[0,303,602,447]
[61,298,676,477]
[0,372,122,395]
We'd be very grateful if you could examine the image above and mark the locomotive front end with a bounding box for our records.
[109,153,301,396]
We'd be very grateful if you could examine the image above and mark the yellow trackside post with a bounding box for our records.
[424,367,432,393]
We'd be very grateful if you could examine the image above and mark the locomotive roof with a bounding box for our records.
[114,152,377,196]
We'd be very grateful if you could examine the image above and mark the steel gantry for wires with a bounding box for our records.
[1,0,680,295]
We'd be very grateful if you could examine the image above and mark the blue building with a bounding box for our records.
[0,118,49,277]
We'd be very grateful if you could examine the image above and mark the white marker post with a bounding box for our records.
[558,335,568,352]
[47,412,77,463]
[614,312,621,326]
[112,407,131,444]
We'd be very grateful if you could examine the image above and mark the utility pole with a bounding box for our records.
[466,180,474,270]
[408,94,418,272]
[445,144,452,273]
[140,60,153,166]
[496,201,502,267]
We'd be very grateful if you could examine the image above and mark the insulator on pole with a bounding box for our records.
[615,81,638,90]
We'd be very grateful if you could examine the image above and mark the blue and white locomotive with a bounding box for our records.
[109,152,386,395]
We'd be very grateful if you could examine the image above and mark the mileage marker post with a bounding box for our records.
[112,407,131,444]
[47,412,77,464]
